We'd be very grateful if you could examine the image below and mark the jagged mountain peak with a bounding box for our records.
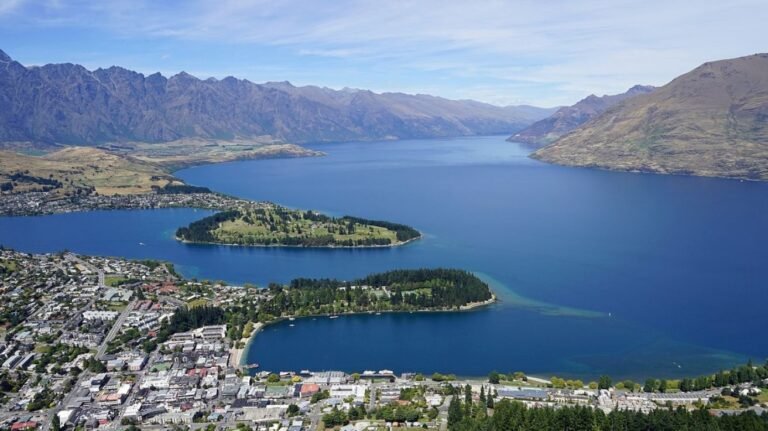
[0,50,553,145]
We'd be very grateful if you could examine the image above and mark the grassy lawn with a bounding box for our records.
[105,276,127,287]
[213,208,398,245]
[151,362,171,372]
[34,344,51,354]
[711,396,742,409]
[1,260,17,273]
[106,302,128,312]
[187,298,211,308]
[500,379,548,388]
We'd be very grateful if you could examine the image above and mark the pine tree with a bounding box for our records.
[447,394,463,426]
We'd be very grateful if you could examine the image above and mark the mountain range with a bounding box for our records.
[0,49,554,146]
[533,53,768,180]
[507,85,655,147]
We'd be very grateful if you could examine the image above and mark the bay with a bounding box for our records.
[1,135,767,379]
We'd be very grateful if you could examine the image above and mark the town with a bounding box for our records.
[0,190,266,217]
[1,248,766,431]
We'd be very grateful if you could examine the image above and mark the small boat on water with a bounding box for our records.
[289,324,295,327]
[329,315,339,319]
[375,312,381,316]
[288,317,295,321]
[139,242,145,246]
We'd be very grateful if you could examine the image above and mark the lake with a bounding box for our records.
[1,135,767,380]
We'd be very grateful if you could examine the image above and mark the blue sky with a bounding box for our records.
[1,0,766,106]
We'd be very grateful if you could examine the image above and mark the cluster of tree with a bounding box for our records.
[0,301,30,328]
[495,372,610,390]
[299,210,420,242]
[84,357,106,373]
[339,216,421,242]
[594,360,768,394]
[431,372,458,382]
[34,343,89,374]
[447,383,768,431]
[156,305,226,343]
[0,371,28,394]
[155,183,212,194]
[714,390,762,409]
[400,386,424,401]
[253,269,491,319]
[676,360,768,392]
[286,404,300,417]
[322,407,351,427]
[321,394,436,426]
[176,210,242,243]
[311,390,331,404]
[265,234,392,247]
[27,387,58,411]
[106,327,142,355]
[290,268,493,308]
[373,404,421,422]
[488,371,528,383]
[9,172,63,188]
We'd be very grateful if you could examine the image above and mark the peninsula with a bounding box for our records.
[259,268,496,318]
[0,142,320,199]
[175,207,421,247]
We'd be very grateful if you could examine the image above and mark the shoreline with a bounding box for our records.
[175,234,422,249]
[230,322,264,368]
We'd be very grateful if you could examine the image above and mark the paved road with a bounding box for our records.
[40,255,107,431]
[97,300,137,359]
[44,298,136,431]
[438,395,452,431]
[369,383,378,411]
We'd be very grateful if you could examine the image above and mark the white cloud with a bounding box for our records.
[297,48,365,58]
[3,0,767,105]
[0,0,24,15]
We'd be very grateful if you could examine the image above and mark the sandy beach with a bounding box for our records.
[230,322,264,367]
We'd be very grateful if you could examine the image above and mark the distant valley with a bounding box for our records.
[508,85,655,148]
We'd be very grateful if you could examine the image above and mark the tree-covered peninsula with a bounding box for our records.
[257,268,495,319]
[175,205,421,247]
[155,269,495,344]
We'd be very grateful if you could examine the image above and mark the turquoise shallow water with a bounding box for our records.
[1,136,766,379]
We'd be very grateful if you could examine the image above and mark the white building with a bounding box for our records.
[83,310,119,321]
[330,384,367,401]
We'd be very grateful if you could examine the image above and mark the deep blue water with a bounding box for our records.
[1,136,767,380]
